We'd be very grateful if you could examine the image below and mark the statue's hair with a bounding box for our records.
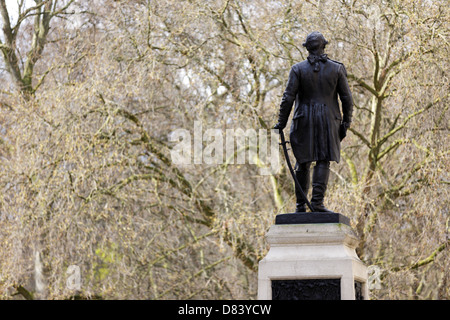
[302,31,329,52]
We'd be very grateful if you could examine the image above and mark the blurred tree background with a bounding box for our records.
[0,0,448,299]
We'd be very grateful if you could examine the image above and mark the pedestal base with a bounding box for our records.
[275,212,351,226]
[258,213,369,300]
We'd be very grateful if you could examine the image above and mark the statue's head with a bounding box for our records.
[302,31,329,53]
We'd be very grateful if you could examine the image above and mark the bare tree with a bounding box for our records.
[0,0,75,96]
[0,0,447,300]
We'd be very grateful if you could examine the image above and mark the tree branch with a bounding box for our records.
[11,1,47,37]
[13,285,34,300]
[0,1,25,89]
[347,73,379,97]
[22,0,53,91]
[390,241,449,272]
[377,95,445,148]
[349,127,371,147]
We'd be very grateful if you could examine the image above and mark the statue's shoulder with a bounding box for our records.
[327,58,348,75]
[327,58,345,67]
[291,60,309,73]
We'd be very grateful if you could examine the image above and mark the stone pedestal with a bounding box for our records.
[258,213,369,300]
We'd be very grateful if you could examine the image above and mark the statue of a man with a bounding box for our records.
[274,31,353,213]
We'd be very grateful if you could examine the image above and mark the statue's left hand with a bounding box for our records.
[273,123,285,133]
[339,122,350,141]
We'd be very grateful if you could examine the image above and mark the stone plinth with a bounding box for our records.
[258,213,369,300]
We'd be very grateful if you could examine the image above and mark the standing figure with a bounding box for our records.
[274,31,353,213]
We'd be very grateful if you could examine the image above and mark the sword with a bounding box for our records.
[277,129,314,212]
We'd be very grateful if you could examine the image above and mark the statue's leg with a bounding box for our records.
[294,162,311,212]
[311,161,333,213]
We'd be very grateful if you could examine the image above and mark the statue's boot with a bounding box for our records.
[295,162,311,212]
[311,161,334,213]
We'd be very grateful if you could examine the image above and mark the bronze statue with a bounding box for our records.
[274,31,353,213]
